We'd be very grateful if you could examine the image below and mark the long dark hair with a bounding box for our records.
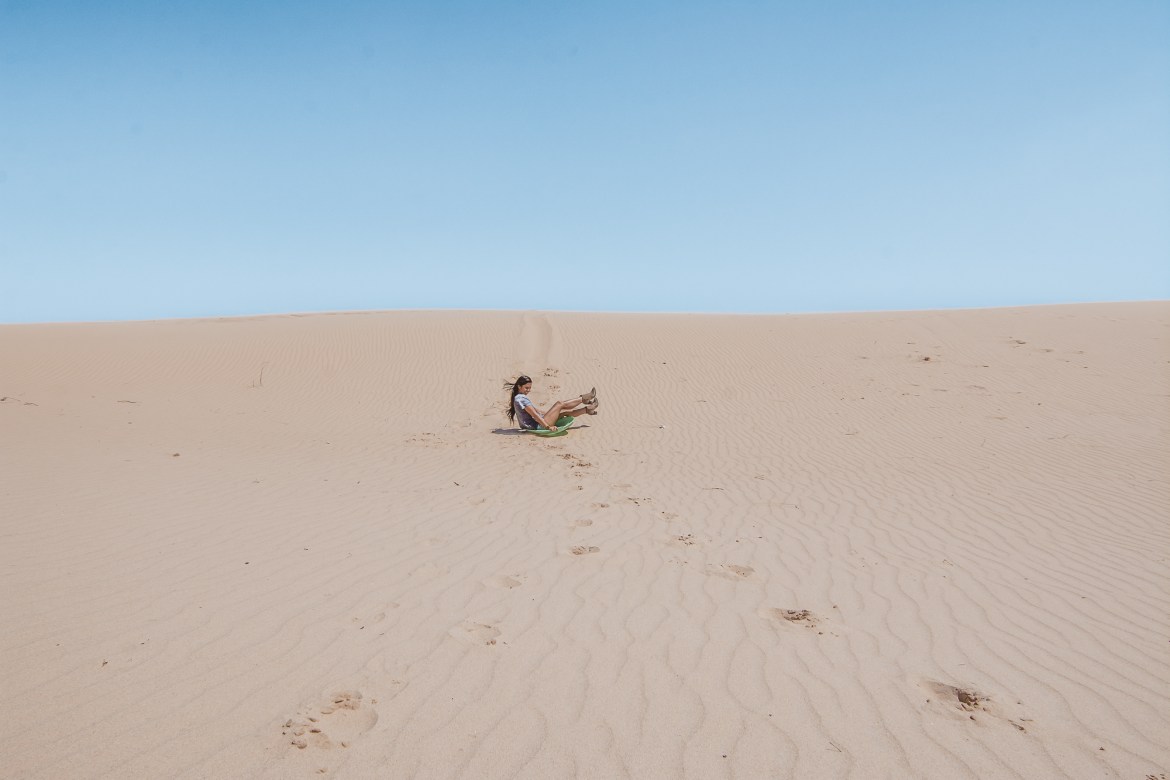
[505,375,531,422]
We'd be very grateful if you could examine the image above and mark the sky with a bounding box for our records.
[1,0,1167,323]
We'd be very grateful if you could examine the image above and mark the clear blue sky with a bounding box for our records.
[2,0,1167,323]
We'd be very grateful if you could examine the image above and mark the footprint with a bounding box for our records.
[571,545,600,556]
[349,603,397,628]
[486,575,523,589]
[921,680,1030,731]
[573,519,593,527]
[925,681,988,712]
[708,564,755,581]
[453,621,501,646]
[282,689,379,753]
[759,607,819,627]
[671,533,697,547]
[410,562,448,581]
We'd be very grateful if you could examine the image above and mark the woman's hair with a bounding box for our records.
[505,375,532,422]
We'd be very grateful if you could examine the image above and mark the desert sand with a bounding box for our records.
[1,302,1167,779]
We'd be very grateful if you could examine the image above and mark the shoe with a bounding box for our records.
[581,386,597,403]
[586,400,599,415]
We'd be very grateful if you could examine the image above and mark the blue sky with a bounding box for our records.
[1,0,1167,323]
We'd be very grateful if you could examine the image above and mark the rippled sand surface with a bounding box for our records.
[1,302,1167,779]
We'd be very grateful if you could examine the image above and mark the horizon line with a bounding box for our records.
[2,299,1166,328]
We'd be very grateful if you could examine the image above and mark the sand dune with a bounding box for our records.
[1,302,1167,779]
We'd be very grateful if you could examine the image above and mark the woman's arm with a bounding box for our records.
[517,396,551,428]
[528,406,552,428]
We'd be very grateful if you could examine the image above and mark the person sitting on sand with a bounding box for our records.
[506,375,598,431]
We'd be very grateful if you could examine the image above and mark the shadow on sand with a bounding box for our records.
[491,424,591,436]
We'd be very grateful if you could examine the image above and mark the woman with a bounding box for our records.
[506,375,599,430]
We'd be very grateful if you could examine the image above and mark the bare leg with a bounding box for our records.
[539,399,588,421]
